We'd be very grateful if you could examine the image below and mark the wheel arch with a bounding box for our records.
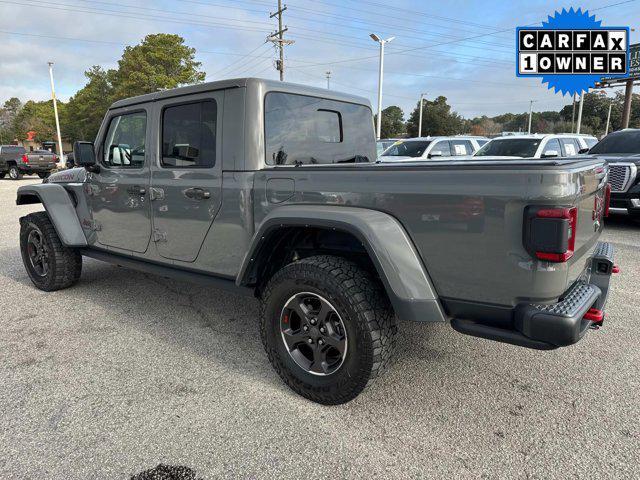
[237,205,446,323]
[16,184,87,247]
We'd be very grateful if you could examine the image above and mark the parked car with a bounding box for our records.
[0,145,58,179]
[474,134,597,159]
[587,129,640,218]
[16,78,616,404]
[379,136,487,161]
[376,139,399,157]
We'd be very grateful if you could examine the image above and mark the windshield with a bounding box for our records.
[589,131,640,154]
[474,138,541,158]
[382,140,431,158]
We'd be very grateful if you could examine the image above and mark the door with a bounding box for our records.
[150,93,223,263]
[449,139,474,156]
[429,140,451,158]
[88,108,152,253]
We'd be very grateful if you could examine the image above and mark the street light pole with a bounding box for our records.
[576,93,585,134]
[325,71,331,89]
[418,92,427,137]
[604,100,613,136]
[527,100,535,134]
[47,62,65,167]
[370,33,394,140]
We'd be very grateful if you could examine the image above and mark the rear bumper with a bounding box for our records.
[451,241,615,350]
[18,164,55,173]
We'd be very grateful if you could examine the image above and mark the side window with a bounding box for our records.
[265,92,375,165]
[450,140,472,156]
[543,138,561,156]
[102,111,147,168]
[161,100,217,168]
[560,138,578,156]
[430,141,451,156]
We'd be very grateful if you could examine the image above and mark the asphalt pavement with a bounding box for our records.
[0,177,638,479]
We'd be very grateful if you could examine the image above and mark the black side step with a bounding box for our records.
[451,318,557,351]
[80,248,254,297]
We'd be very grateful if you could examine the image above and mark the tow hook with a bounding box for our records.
[585,308,605,330]
[612,265,620,274]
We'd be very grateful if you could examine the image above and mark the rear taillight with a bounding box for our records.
[524,206,578,263]
[21,154,28,164]
[53,154,58,163]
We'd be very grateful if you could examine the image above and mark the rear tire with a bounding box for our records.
[37,172,50,179]
[20,212,82,291]
[260,255,396,405]
[0,171,5,179]
[8,165,21,180]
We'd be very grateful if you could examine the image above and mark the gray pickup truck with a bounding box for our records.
[16,78,617,404]
[0,145,58,179]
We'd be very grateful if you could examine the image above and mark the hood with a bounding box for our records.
[588,153,640,165]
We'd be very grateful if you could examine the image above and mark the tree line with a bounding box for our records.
[0,33,204,147]
[1,32,639,146]
[375,90,640,139]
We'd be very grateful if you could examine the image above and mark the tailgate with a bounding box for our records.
[567,162,608,285]
[29,153,55,167]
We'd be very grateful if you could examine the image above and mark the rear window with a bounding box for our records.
[474,138,541,158]
[265,92,375,165]
[2,146,26,155]
[589,131,640,154]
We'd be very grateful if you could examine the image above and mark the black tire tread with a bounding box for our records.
[20,211,82,291]
[260,255,396,404]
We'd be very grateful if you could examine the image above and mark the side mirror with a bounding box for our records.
[578,148,590,154]
[428,151,443,158]
[73,141,97,170]
[542,149,559,158]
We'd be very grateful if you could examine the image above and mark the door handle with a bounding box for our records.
[184,187,211,200]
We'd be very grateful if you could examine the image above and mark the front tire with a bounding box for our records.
[260,255,396,405]
[8,165,22,180]
[20,212,82,291]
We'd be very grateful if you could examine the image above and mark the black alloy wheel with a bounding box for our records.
[280,292,348,376]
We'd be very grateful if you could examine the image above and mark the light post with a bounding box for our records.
[418,92,427,137]
[370,33,394,140]
[47,62,65,167]
[527,99,535,134]
[576,93,585,134]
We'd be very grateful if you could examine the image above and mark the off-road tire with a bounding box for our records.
[260,255,396,405]
[37,172,50,179]
[8,164,21,180]
[20,212,82,291]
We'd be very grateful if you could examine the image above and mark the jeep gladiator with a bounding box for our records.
[16,78,616,404]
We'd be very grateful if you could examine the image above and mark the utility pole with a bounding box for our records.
[527,100,535,134]
[571,93,577,133]
[47,62,65,167]
[325,71,331,89]
[269,1,294,81]
[604,100,613,136]
[370,33,395,140]
[418,92,427,137]
[576,93,585,134]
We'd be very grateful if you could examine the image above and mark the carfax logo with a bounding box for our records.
[516,7,630,95]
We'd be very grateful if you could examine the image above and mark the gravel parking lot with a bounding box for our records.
[1,177,638,479]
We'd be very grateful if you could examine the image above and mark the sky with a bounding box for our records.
[0,0,638,120]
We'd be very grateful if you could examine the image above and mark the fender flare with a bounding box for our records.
[16,183,87,247]
[237,205,446,323]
